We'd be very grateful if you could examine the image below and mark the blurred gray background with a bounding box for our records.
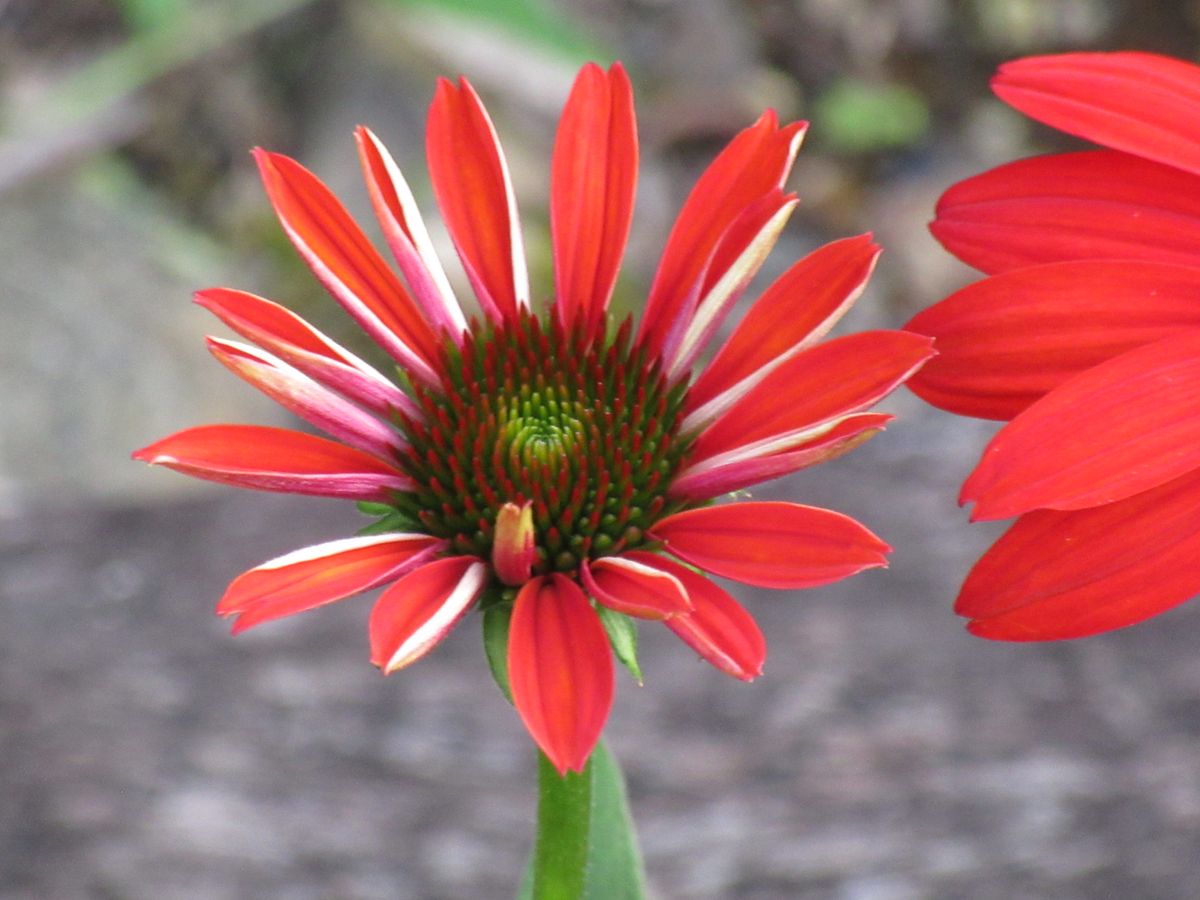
[4,1,1200,897]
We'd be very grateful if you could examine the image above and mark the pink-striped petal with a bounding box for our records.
[551,62,637,336]
[931,150,1200,274]
[905,260,1200,420]
[426,77,529,322]
[509,574,614,775]
[637,111,807,360]
[194,288,415,420]
[993,52,1200,176]
[132,424,412,501]
[684,234,881,429]
[254,150,441,383]
[219,533,446,633]
[962,329,1200,520]
[369,556,487,672]
[650,555,765,681]
[206,337,404,461]
[580,551,691,620]
[356,126,467,338]
[650,501,890,589]
[671,412,892,500]
[667,189,798,376]
[690,330,933,465]
[958,468,1200,640]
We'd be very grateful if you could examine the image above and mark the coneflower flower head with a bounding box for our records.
[134,62,933,774]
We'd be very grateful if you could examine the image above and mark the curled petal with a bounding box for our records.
[649,555,765,681]
[509,574,614,775]
[132,424,412,501]
[194,288,416,420]
[580,552,691,620]
[905,260,1200,420]
[219,533,446,633]
[369,556,487,673]
[667,190,798,376]
[253,150,440,383]
[671,412,891,500]
[650,501,890,589]
[685,234,880,430]
[931,150,1200,274]
[690,330,933,464]
[206,337,404,461]
[356,126,467,337]
[993,52,1200,176]
[962,330,1200,520]
[492,501,535,586]
[427,77,529,322]
[551,62,638,336]
[637,111,807,360]
[959,468,1200,640]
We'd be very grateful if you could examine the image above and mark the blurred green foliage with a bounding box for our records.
[814,78,930,154]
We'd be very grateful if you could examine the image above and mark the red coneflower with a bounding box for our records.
[135,62,932,773]
[908,51,1200,640]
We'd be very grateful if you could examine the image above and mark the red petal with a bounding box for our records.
[931,150,1200,274]
[355,126,466,336]
[685,234,880,427]
[551,62,637,336]
[194,288,414,419]
[508,574,614,775]
[650,555,765,681]
[958,468,1200,640]
[906,260,1200,420]
[426,77,528,322]
[253,150,440,382]
[670,412,891,500]
[650,501,890,589]
[962,330,1200,520]
[580,552,691,620]
[219,533,445,633]
[369,556,487,672]
[690,330,933,464]
[993,52,1200,176]
[132,424,411,501]
[637,112,807,359]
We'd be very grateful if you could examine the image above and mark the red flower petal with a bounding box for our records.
[254,150,440,383]
[690,330,933,464]
[670,412,892,500]
[355,126,467,337]
[962,330,1200,520]
[219,533,445,633]
[551,62,637,336]
[194,288,415,419]
[369,556,487,672]
[509,575,614,775]
[580,552,691,620]
[205,337,404,461]
[637,111,807,360]
[650,555,765,681]
[132,424,411,501]
[931,150,1200,274]
[427,77,529,323]
[685,234,880,428]
[905,260,1200,420]
[958,468,1200,640]
[993,52,1200,176]
[650,501,890,589]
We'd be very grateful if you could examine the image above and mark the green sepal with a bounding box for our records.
[356,510,421,536]
[482,602,514,704]
[355,500,394,516]
[596,605,642,686]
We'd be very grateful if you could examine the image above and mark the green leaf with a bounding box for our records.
[596,606,642,685]
[482,603,514,703]
[521,740,645,899]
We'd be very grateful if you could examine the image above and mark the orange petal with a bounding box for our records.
[508,574,614,775]
[581,552,691,620]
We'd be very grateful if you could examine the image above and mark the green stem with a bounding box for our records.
[522,740,646,900]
